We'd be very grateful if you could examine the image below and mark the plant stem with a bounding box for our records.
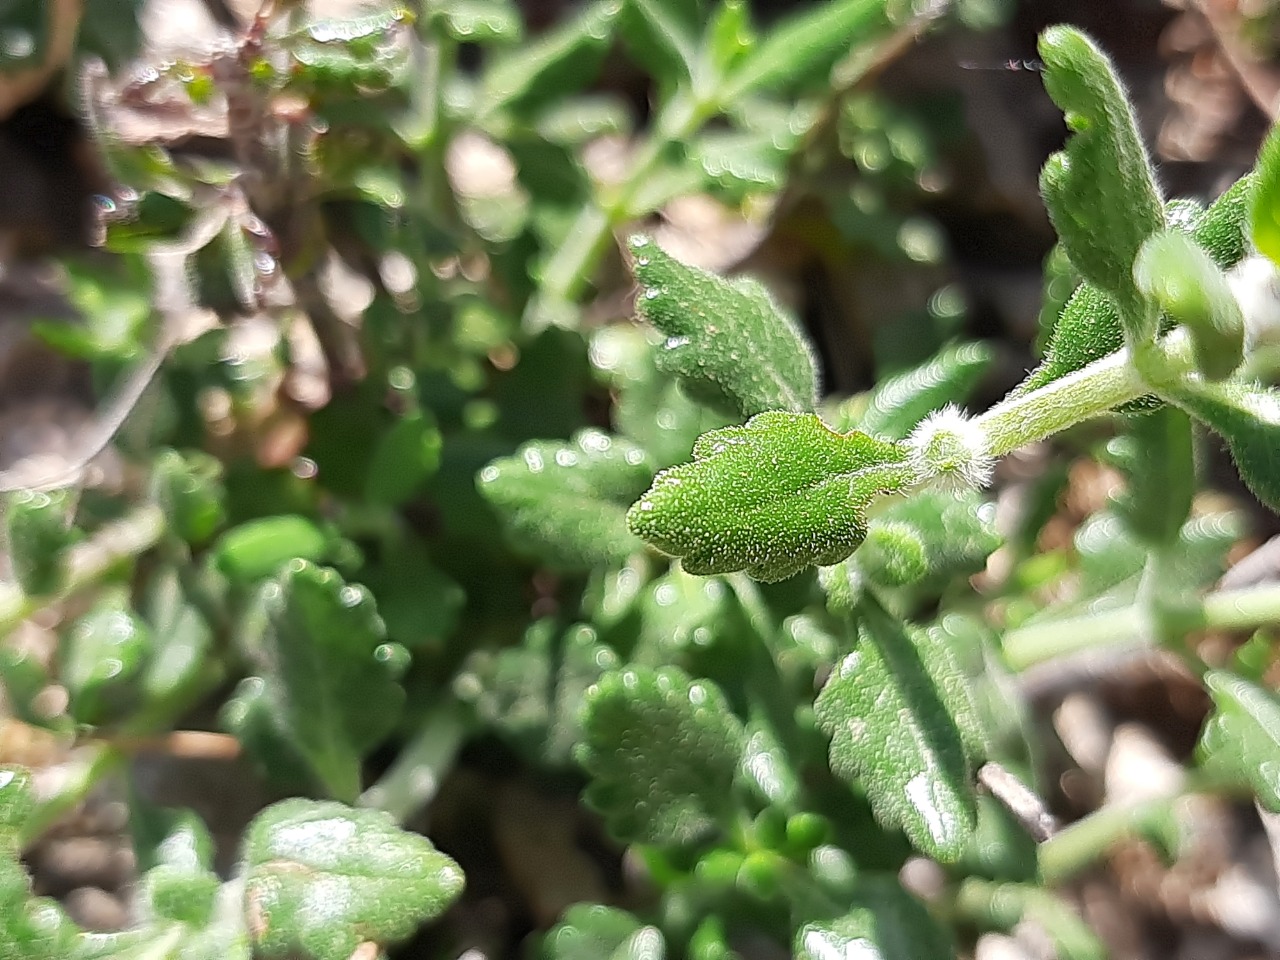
[953,878,1106,960]
[976,349,1147,458]
[525,95,712,328]
[1034,786,1232,886]
[1003,580,1280,670]
[358,699,468,823]
[0,504,166,638]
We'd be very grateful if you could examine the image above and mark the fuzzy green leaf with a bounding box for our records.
[1199,672,1280,812]
[1134,229,1244,380]
[223,562,404,802]
[1156,378,1280,512]
[0,896,78,960]
[629,412,912,582]
[136,815,220,930]
[479,430,653,570]
[6,490,78,596]
[859,490,1000,595]
[243,799,464,960]
[795,875,955,960]
[718,0,892,101]
[1038,25,1163,343]
[1024,175,1253,394]
[1252,122,1280,268]
[814,600,976,861]
[628,236,818,420]
[854,342,993,440]
[578,666,745,845]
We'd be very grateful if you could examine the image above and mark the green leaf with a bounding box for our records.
[1109,406,1194,545]
[476,1,621,120]
[589,324,731,469]
[852,342,993,440]
[361,535,463,653]
[243,799,464,960]
[701,0,754,77]
[0,896,79,960]
[688,129,790,197]
[627,412,912,582]
[634,568,749,668]
[479,430,653,570]
[854,522,927,588]
[136,566,219,728]
[456,621,619,766]
[364,411,442,506]
[5,490,78,596]
[1037,25,1163,344]
[795,875,955,960]
[223,562,404,802]
[1023,172,1252,395]
[211,515,329,583]
[1252,121,1280,267]
[60,594,151,727]
[32,257,151,362]
[814,600,976,861]
[739,710,800,807]
[0,768,79,960]
[1134,230,1244,379]
[859,489,1000,596]
[578,665,745,845]
[135,813,220,929]
[628,236,818,420]
[718,0,892,101]
[150,450,227,547]
[437,0,522,43]
[620,0,701,91]
[1199,671,1280,812]
[1155,377,1280,512]
[543,905,662,960]
[0,766,33,847]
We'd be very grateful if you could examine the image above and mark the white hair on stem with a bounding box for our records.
[905,404,994,492]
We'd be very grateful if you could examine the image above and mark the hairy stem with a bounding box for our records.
[1003,581,1280,670]
[358,699,469,823]
[976,349,1147,457]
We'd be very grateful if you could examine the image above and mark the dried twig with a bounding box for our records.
[978,761,1059,842]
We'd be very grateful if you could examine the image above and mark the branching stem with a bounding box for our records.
[1003,580,1280,669]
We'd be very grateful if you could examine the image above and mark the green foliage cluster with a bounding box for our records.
[3,2,1280,959]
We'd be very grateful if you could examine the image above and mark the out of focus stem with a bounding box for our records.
[0,504,166,638]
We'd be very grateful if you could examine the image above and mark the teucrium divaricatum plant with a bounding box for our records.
[6,4,1280,959]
